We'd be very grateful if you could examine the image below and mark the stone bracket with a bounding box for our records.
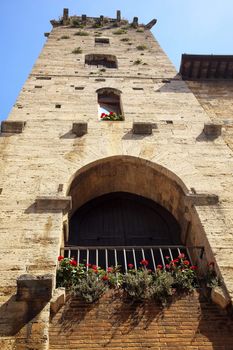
[133,122,152,135]
[145,19,157,29]
[16,274,53,302]
[1,121,26,134]
[36,196,72,212]
[184,193,219,206]
[50,288,66,315]
[204,123,222,137]
[72,122,88,137]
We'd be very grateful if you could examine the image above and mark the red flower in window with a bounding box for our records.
[102,275,109,281]
[110,111,114,115]
[107,267,113,273]
[128,263,134,269]
[85,263,92,267]
[178,253,185,259]
[183,260,190,266]
[70,259,77,266]
[140,259,149,266]
[190,265,198,270]
[157,265,163,269]
[100,113,106,118]
[92,265,98,270]
[58,255,64,261]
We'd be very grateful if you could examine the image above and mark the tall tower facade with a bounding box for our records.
[0,9,233,350]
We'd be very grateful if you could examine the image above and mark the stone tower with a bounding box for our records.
[0,9,233,350]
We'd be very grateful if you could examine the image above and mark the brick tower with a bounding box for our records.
[0,9,233,350]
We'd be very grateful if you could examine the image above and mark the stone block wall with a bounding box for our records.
[0,11,233,349]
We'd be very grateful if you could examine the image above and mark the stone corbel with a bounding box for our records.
[36,196,72,212]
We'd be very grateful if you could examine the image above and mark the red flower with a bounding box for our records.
[165,256,170,260]
[190,265,198,270]
[110,111,114,115]
[58,255,64,261]
[157,265,163,269]
[107,267,113,273]
[102,275,109,281]
[165,264,170,269]
[92,265,98,270]
[147,269,152,273]
[183,260,190,266]
[93,269,99,274]
[140,259,149,266]
[172,258,179,263]
[70,259,77,266]
[101,113,106,118]
[178,253,185,259]
[85,263,92,267]
[128,263,134,269]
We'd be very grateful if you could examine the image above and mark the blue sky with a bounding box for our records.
[1,0,233,121]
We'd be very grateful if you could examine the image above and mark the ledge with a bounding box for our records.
[133,122,152,135]
[16,274,53,302]
[36,196,72,212]
[184,193,219,206]
[1,121,26,134]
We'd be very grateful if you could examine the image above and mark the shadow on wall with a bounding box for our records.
[49,290,233,349]
[154,74,191,94]
[197,293,233,349]
[0,295,47,336]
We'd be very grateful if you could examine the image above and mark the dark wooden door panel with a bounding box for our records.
[68,192,181,246]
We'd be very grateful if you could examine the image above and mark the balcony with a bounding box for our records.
[60,245,204,272]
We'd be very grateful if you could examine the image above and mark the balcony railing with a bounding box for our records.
[60,246,204,272]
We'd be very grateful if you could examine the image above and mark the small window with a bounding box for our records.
[85,54,117,68]
[97,88,123,121]
[95,37,110,45]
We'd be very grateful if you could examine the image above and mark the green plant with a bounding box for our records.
[152,270,174,305]
[100,112,124,121]
[120,37,130,42]
[60,35,70,40]
[72,47,82,54]
[164,254,198,293]
[123,267,154,301]
[92,21,103,28]
[202,262,221,288]
[56,254,200,305]
[113,29,127,35]
[99,68,106,72]
[133,59,142,65]
[70,18,84,28]
[74,31,89,36]
[72,271,107,303]
[136,45,147,51]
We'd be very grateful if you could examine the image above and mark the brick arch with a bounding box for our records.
[67,156,189,230]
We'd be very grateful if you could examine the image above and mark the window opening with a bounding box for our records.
[95,37,110,45]
[85,54,117,68]
[97,88,123,121]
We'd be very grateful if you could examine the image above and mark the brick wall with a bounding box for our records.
[49,290,233,350]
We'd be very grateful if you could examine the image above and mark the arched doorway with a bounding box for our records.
[63,156,197,270]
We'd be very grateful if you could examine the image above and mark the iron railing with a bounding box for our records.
[60,246,204,272]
